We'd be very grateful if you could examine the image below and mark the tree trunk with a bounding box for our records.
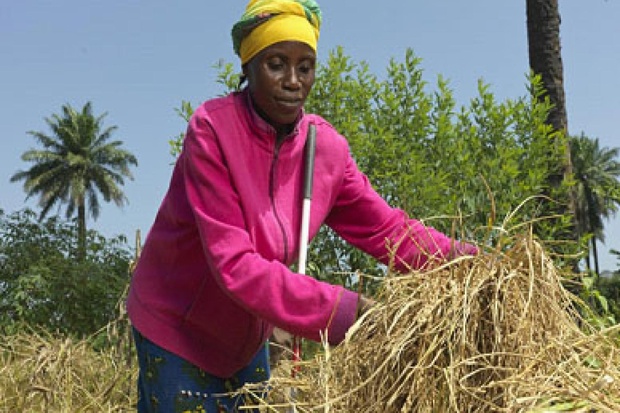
[526,0,577,265]
[526,0,572,186]
[78,202,86,261]
[526,0,568,135]
[592,237,600,277]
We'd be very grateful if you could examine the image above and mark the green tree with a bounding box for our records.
[0,208,132,336]
[304,48,573,289]
[570,133,620,275]
[10,102,138,259]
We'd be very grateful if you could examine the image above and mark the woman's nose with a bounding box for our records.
[283,67,301,89]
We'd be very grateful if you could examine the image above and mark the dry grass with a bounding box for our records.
[2,227,620,412]
[242,230,620,412]
[0,322,136,412]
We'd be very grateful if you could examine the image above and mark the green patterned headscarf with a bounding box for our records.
[231,0,322,64]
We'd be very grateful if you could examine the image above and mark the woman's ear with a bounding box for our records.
[238,63,252,89]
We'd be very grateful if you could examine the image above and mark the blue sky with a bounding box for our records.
[1,1,619,271]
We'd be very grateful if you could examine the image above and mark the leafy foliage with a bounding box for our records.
[0,208,133,336]
[304,48,573,289]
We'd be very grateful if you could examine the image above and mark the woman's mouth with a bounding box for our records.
[276,98,302,109]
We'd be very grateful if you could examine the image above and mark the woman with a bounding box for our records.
[127,0,477,411]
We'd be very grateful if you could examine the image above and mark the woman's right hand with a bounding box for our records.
[357,295,375,319]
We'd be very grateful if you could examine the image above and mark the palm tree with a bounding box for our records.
[570,133,620,275]
[11,102,138,259]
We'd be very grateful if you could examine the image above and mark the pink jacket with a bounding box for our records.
[127,89,476,378]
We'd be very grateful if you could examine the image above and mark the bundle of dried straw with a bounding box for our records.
[242,231,620,412]
[0,326,136,411]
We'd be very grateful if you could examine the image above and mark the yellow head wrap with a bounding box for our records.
[232,0,322,65]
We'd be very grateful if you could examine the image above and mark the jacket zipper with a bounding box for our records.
[269,139,290,263]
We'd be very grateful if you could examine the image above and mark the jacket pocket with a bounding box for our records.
[182,275,264,362]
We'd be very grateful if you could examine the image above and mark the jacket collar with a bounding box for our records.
[241,88,304,142]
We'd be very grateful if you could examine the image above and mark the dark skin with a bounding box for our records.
[243,41,316,139]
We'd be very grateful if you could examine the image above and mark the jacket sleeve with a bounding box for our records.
[181,111,358,344]
[325,152,477,272]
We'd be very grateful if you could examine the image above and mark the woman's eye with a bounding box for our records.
[267,61,284,71]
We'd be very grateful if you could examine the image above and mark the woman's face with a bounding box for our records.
[244,41,316,133]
